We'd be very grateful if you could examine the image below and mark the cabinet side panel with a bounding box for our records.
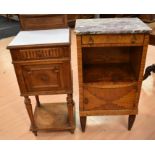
[135,34,149,108]
[76,36,84,111]
[13,63,27,95]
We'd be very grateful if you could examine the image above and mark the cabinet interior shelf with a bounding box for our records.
[83,63,137,84]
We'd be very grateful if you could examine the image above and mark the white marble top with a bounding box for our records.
[8,28,70,47]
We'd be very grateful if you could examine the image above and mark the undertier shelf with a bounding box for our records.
[33,102,75,131]
[83,63,136,84]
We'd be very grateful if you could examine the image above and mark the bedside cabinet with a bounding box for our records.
[75,18,151,132]
[7,28,75,135]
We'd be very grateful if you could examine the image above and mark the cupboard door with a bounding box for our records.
[16,61,71,94]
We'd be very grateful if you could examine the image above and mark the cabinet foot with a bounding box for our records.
[67,94,74,129]
[35,95,41,107]
[80,116,87,132]
[32,130,38,136]
[70,129,75,134]
[128,115,136,130]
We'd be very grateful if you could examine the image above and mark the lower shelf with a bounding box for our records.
[33,102,75,131]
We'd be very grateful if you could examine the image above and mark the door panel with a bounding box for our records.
[18,61,71,93]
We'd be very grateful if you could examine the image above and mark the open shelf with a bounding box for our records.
[82,46,142,86]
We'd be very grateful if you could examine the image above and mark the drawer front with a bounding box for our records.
[83,84,137,111]
[11,46,70,61]
[15,61,71,94]
[82,34,144,45]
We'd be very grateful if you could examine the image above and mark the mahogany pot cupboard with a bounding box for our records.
[7,15,75,136]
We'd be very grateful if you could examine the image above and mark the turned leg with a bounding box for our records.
[143,64,155,80]
[24,96,37,136]
[128,115,136,131]
[35,95,41,107]
[66,93,75,133]
[80,116,87,132]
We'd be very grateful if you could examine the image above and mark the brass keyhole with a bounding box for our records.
[84,98,89,104]
[41,75,48,81]
[52,67,60,73]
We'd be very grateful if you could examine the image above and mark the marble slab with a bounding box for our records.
[75,18,152,35]
[8,28,70,47]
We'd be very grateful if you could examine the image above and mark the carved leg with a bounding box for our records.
[128,115,136,131]
[80,116,87,132]
[35,95,41,107]
[143,64,155,80]
[24,96,37,136]
[66,93,75,133]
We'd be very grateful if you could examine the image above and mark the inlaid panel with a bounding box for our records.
[83,83,137,111]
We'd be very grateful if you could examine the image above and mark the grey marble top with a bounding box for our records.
[75,18,152,35]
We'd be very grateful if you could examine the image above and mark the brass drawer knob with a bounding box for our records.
[88,36,94,45]
[131,36,137,44]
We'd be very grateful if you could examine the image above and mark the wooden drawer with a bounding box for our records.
[15,61,71,94]
[82,34,144,45]
[11,46,70,61]
[83,83,137,111]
